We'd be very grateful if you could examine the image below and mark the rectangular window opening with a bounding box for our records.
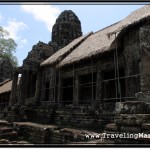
[27,71,37,98]
[102,68,125,101]
[79,73,97,105]
[62,77,73,105]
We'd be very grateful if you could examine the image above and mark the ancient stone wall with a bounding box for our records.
[104,101,150,144]
[18,42,55,106]
[13,122,99,144]
[135,91,150,103]
[123,26,141,97]
[139,25,150,92]
[59,50,125,113]
[23,41,54,71]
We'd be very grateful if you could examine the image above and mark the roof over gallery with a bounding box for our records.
[0,78,20,94]
[41,5,150,68]
[0,79,12,94]
[41,31,93,67]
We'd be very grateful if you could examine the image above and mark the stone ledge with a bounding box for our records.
[142,123,150,130]
[13,122,59,131]
[0,131,18,141]
[115,114,150,126]
[105,123,118,131]
[120,126,141,133]
[0,120,12,127]
[115,101,150,114]
[0,127,13,134]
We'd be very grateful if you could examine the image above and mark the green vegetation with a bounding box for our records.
[0,26,18,67]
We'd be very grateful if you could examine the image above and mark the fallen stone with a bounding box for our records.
[0,120,11,127]
[115,101,150,114]
[0,131,18,141]
[105,123,118,131]
[142,123,150,130]
[120,126,141,133]
[17,141,29,144]
[0,127,13,134]
[0,139,10,144]
[115,114,143,126]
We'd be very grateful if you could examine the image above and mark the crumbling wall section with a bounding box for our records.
[40,67,56,103]
[104,101,150,144]
[13,122,99,144]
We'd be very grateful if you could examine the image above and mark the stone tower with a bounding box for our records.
[16,10,83,106]
[18,41,55,105]
[51,10,82,51]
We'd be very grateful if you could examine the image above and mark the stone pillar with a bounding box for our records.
[10,71,18,105]
[49,69,55,103]
[34,72,41,105]
[57,77,62,106]
[74,75,79,105]
[19,70,29,105]
[96,70,102,110]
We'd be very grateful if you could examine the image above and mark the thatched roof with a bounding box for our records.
[58,5,150,67]
[0,79,11,87]
[0,80,12,94]
[41,32,93,67]
[108,5,150,35]
[0,78,20,94]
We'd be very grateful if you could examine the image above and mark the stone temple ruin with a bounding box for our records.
[0,7,150,145]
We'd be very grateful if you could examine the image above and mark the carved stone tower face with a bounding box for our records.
[51,10,82,51]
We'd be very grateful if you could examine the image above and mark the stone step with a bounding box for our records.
[0,120,12,127]
[142,123,150,130]
[0,127,13,134]
[106,126,141,133]
[120,126,141,133]
[105,123,118,132]
[115,114,150,126]
[104,130,120,134]
[115,101,150,114]
[0,131,18,141]
[0,139,29,144]
[16,141,29,144]
[0,139,10,144]
[115,114,150,120]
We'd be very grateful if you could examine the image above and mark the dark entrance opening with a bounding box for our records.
[62,77,73,105]
[27,71,37,98]
[79,73,97,104]
[45,82,50,101]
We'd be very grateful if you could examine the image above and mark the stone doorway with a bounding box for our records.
[62,77,73,105]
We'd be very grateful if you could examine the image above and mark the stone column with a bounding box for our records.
[74,75,79,105]
[34,72,41,105]
[19,70,29,105]
[10,71,18,105]
[96,70,102,110]
[49,69,55,103]
[57,77,62,106]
